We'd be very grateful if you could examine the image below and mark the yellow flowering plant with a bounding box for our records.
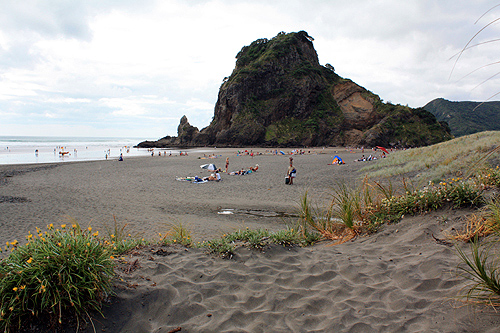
[0,222,114,330]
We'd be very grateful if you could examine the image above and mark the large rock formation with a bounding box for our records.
[138,31,452,148]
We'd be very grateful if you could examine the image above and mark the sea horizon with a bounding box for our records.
[0,135,174,165]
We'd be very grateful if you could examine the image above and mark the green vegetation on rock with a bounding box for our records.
[138,31,453,148]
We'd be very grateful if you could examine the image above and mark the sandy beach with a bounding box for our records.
[1,147,499,332]
[0,147,364,245]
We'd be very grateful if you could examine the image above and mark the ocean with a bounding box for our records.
[0,136,179,165]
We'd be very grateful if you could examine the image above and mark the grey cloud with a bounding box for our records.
[0,2,91,40]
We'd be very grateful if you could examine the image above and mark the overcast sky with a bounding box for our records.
[1,0,499,139]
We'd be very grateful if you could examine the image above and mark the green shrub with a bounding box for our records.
[476,166,500,188]
[224,228,270,249]
[368,178,485,225]
[0,223,114,330]
[448,180,484,208]
[269,227,302,246]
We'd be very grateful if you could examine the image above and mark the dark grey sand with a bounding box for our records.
[2,147,500,332]
[0,147,365,244]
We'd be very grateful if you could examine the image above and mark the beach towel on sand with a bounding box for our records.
[176,176,208,184]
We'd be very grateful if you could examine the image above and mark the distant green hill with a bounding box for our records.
[424,98,500,137]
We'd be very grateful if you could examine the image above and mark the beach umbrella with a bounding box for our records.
[376,146,389,154]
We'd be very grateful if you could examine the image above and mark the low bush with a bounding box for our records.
[0,223,115,331]
[202,238,235,259]
[368,178,485,225]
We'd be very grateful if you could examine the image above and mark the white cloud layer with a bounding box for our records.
[0,0,499,138]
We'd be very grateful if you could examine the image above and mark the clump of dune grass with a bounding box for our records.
[224,228,270,249]
[99,216,148,254]
[484,196,500,230]
[373,177,484,219]
[448,214,495,243]
[301,160,493,242]
[298,190,362,244]
[159,222,193,247]
[450,6,500,307]
[269,227,304,246]
[0,223,115,331]
[476,165,500,189]
[456,237,500,307]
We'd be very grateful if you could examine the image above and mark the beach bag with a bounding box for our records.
[285,176,290,184]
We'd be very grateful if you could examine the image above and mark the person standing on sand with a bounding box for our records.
[225,157,229,173]
[287,157,296,185]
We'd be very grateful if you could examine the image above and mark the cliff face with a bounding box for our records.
[138,31,452,148]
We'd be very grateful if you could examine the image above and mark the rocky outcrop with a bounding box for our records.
[137,31,452,148]
[177,116,199,144]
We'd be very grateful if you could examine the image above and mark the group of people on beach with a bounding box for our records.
[177,152,299,185]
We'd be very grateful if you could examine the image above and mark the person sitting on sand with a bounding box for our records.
[201,170,222,182]
[249,164,259,172]
[118,153,123,161]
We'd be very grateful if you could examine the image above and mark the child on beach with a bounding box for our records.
[286,157,296,185]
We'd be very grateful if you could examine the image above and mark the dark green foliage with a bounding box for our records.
[236,38,269,68]
[373,103,453,147]
[292,61,322,78]
[424,98,500,137]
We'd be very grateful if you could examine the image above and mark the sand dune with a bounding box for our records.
[90,208,500,332]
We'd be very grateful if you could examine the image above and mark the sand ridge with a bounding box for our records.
[91,209,500,332]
